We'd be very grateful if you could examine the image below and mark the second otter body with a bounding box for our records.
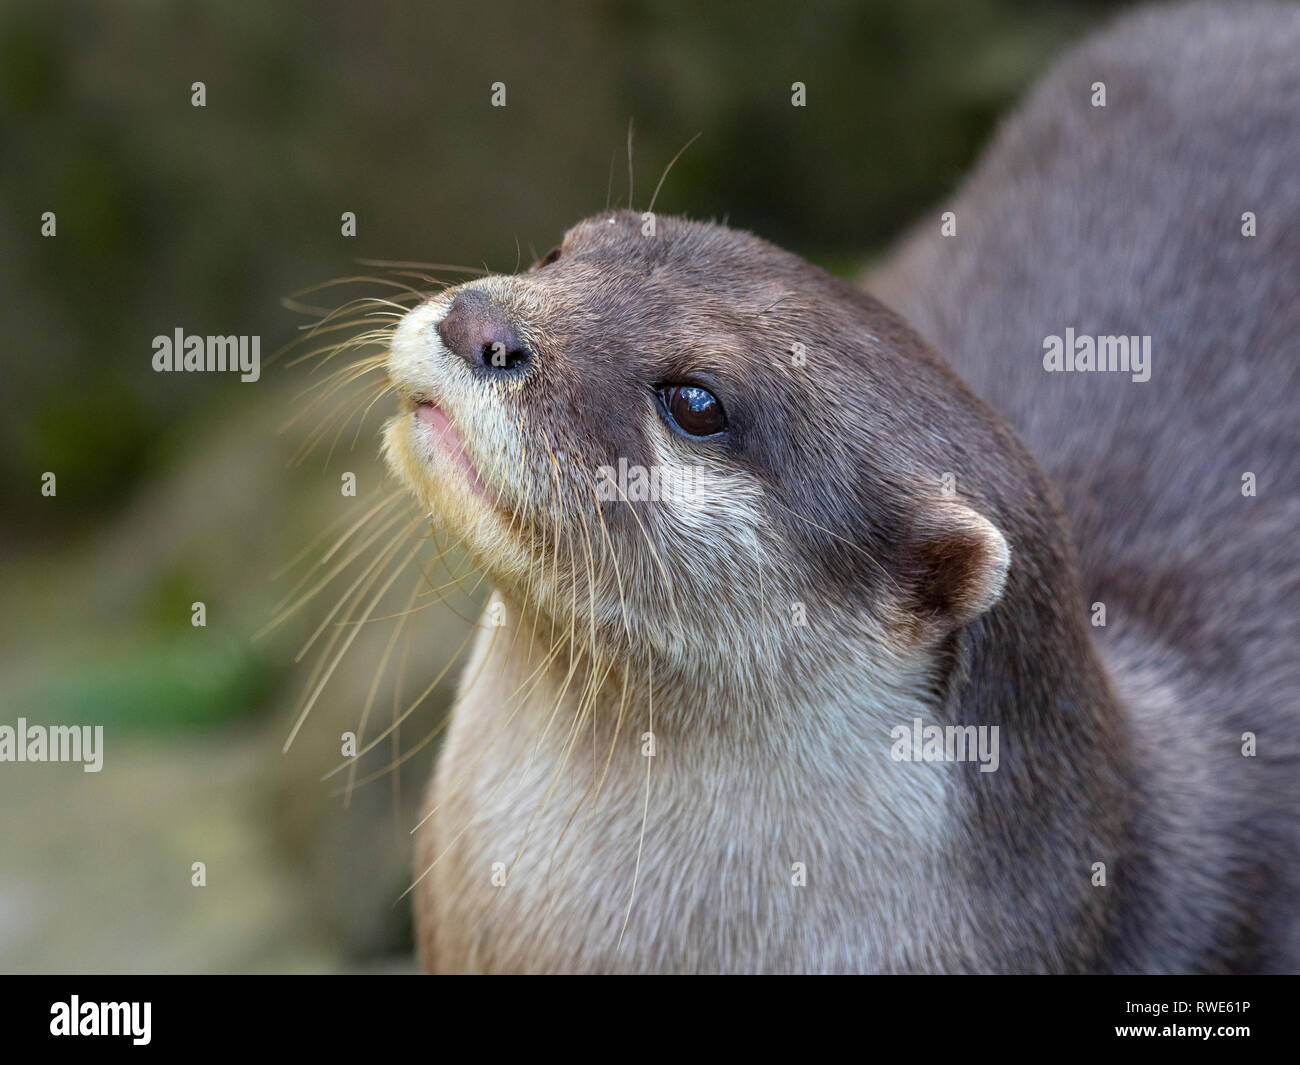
[869,0,1300,972]
[382,2,1298,973]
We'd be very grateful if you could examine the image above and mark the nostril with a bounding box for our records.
[480,340,529,370]
[437,289,531,373]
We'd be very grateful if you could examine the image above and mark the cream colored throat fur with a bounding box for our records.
[415,594,967,974]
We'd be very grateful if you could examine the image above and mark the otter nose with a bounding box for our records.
[436,289,530,372]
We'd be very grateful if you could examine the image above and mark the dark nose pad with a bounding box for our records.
[436,289,530,372]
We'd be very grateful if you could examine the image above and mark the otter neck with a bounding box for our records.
[475,583,1123,763]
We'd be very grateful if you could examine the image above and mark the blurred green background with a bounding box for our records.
[0,0,1128,972]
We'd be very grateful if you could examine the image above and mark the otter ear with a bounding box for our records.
[904,501,1010,631]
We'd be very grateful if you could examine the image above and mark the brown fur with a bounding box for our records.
[869,0,1300,971]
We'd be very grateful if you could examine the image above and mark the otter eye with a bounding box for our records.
[658,384,727,437]
[538,247,561,267]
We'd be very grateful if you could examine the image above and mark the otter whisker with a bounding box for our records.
[389,610,418,824]
[408,521,494,628]
[543,650,629,910]
[329,714,439,797]
[288,330,395,374]
[608,476,686,634]
[319,380,394,468]
[354,258,488,275]
[539,648,619,909]
[406,616,580,834]
[286,367,388,451]
[647,131,702,215]
[351,382,396,450]
[338,565,480,625]
[500,493,602,888]
[284,535,426,752]
[285,372,391,464]
[289,273,430,303]
[400,747,525,903]
[323,620,488,784]
[290,349,390,390]
[267,489,399,591]
[583,467,632,644]
[625,116,635,210]
[604,143,618,212]
[575,482,635,819]
[294,511,423,669]
[261,498,406,635]
[771,499,902,594]
[344,578,421,808]
[411,565,489,602]
[324,618,474,778]
[749,533,792,745]
[291,514,420,693]
[617,654,654,952]
[263,507,412,639]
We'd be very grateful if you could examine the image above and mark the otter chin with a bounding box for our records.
[411,401,486,499]
[373,3,1299,975]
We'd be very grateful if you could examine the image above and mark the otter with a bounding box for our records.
[373,1,1298,973]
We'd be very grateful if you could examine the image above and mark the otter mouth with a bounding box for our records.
[412,400,489,499]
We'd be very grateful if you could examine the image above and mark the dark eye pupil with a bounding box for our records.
[664,385,725,436]
[539,247,561,267]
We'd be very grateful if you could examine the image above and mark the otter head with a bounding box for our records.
[383,211,1014,698]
